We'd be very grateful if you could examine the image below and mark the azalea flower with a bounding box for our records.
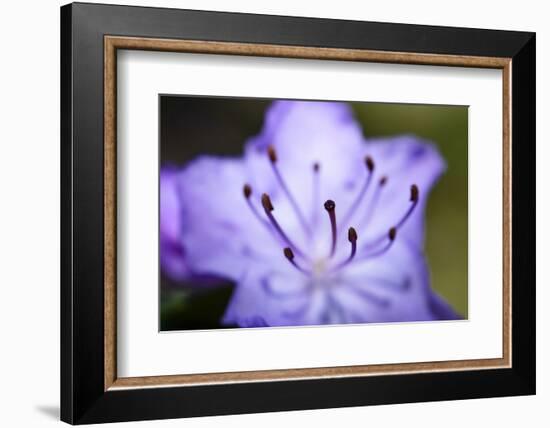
[161,100,460,327]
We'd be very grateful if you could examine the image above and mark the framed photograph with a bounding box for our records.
[60,2,535,424]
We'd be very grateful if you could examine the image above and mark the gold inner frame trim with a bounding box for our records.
[104,35,512,391]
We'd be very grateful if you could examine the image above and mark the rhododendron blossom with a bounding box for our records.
[161,100,460,327]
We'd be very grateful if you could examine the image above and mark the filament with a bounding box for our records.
[243,184,272,231]
[340,156,375,230]
[267,145,311,236]
[261,193,307,259]
[359,184,418,252]
[358,227,397,260]
[330,227,358,272]
[361,176,387,228]
[310,162,321,229]
[324,200,338,258]
[283,247,311,275]
[394,184,419,230]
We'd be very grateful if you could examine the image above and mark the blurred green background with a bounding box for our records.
[160,97,468,330]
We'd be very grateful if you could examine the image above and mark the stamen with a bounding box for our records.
[267,145,311,236]
[261,193,306,259]
[348,227,358,258]
[330,227,358,272]
[361,176,388,228]
[243,184,273,231]
[359,183,418,252]
[267,145,277,163]
[359,227,397,260]
[340,155,375,230]
[310,162,321,229]
[243,184,252,198]
[394,184,419,230]
[283,247,311,275]
[324,200,338,258]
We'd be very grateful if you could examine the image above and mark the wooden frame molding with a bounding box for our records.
[104,35,512,391]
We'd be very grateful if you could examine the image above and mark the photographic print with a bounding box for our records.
[61,7,534,422]
[160,97,468,331]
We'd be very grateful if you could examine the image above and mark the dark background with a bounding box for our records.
[160,95,468,331]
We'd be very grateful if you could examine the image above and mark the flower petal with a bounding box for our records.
[174,156,281,280]
[247,100,365,177]
[243,101,367,231]
[222,269,314,327]
[335,238,460,322]
[160,168,189,280]
[353,136,446,247]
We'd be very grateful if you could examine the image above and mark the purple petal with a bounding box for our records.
[160,168,189,280]
[353,136,446,246]
[222,270,316,327]
[172,156,282,280]
[335,239,457,323]
[243,100,366,216]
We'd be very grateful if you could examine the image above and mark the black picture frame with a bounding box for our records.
[61,2,535,424]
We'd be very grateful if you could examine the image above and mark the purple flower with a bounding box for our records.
[162,100,460,327]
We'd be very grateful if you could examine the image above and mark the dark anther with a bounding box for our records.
[324,199,338,257]
[410,184,419,202]
[282,247,311,275]
[389,227,397,241]
[283,247,294,261]
[243,184,252,199]
[348,227,358,243]
[365,156,375,172]
[324,199,336,212]
[261,193,274,212]
[267,145,277,163]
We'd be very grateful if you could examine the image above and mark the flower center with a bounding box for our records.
[242,145,419,279]
[312,258,329,277]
